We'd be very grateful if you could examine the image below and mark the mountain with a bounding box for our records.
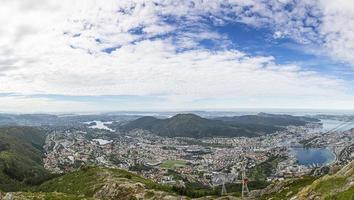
[215,112,319,127]
[0,127,52,191]
[0,114,59,126]
[257,161,354,200]
[257,176,318,200]
[122,113,317,138]
[123,116,162,131]
[35,166,179,200]
[123,114,264,138]
[296,161,353,200]
[0,113,142,128]
[0,166,243,200]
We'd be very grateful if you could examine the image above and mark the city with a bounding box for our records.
[1,0,354,199]
[38,113,353,198]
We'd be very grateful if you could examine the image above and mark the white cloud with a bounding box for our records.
[318,0,354,66]
[223,0,354,67]
[0,96,95,113]
[0,0,353,112]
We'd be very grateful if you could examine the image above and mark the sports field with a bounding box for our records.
[161,160,187,169]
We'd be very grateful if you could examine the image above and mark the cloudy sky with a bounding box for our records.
[1,0,354,113]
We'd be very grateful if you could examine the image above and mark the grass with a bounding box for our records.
[327,185,354,200]
[260,176,317,200]
[37,166,175,198]
[8,192,93,200]
[315,177,346,195]
[36,167,103,197]
[306,175,352,199]
[248,155,286,181]
[161,160,187,169]
[296,161,353,200]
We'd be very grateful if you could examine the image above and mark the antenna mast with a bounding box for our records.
[241,161,249,198]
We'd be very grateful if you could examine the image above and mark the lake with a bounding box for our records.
[84,120,115,132]
[291,148,336,166]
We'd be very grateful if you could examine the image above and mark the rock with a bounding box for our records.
[3,193,13,200]
[94,182,145,200]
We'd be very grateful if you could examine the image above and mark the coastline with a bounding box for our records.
[324,146,337,166]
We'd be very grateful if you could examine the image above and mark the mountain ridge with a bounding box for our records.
[122,113,318,138]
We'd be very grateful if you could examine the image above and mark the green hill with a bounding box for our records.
[216,112,319,127]
[258,176,318,200]
[36,166,178,199]
[296,161,354,200]
[0,127,52,191]
[123,114,289,138]
[258,161,354,200]
[1,157,352,200]
[3,166,245,199]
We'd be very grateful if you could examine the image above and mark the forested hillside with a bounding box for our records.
[0,127,52,191]
[122,113,317,138]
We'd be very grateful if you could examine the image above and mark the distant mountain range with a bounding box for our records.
[0,113,139,127]
[216,112,319,126]
[122,113,319,138]
[0,112,320,138]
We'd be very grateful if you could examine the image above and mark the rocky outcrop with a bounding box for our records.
[94,182,146,200]
[337,144,354,165]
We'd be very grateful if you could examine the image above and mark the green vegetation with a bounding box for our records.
[3,192,93,200]
[261,161,354,200]
[129,163,153,172]
[328,185,354,200]
[248,155,286,181]
[297,161,354,200]
[0,124,351,200]
[165,166,269,198]
[37,166,104,197]
[216,112,319,127]
[36,166,176,199]
[260,176,317,200]
[39,166,153,195]
[161,160,187,169]
[171,180,269,198]
[121,114,292,138]
[4,161,350,200]
[123,113,317,138]
[0,127,53,191]
[316,177,346,194]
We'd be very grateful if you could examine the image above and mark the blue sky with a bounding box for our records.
[218,22,354,80]
[0,0,354,112]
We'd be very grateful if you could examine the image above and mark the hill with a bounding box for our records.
[37,166,177,199]
[0,153,352,199]
[1,166,244,200]
[216,112,319,127]
[0,114,60,126]
[257,161,354,200]
[296,161,354,200]
[123,114,270,138]
[0,127,52,191]
[122,113,317,138]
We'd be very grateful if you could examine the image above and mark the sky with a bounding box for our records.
[0,0,354,113]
